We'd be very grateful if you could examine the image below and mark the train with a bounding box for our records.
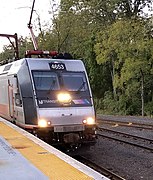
[0,50,97,149]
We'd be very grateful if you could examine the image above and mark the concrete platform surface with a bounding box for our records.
[0,118,109,180]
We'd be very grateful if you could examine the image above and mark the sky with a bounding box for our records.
[0,0,60,52]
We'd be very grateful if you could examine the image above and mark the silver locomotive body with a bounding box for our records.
[0,58,96,146]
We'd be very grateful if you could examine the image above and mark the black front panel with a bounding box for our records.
[32,70,92,108]
[17,61,37,125]
[36,91,91,108]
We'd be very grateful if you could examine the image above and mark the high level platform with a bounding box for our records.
[0,117,109,180]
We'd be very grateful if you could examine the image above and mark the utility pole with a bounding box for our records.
[140,69,144,117]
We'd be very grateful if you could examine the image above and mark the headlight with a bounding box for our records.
[38,119,47,127]
[83,117,95,125]
[57,93,71,103]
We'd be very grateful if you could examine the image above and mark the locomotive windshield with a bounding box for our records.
[33,71,60,90]
[62,72,87,92]
[32,70,92,107]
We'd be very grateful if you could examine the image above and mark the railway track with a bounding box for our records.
[73,155,125,180]
[97,127,153,152]
[98,119,153,130]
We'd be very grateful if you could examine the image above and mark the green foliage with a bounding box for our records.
[95,18,153,115]
[0,37,33,62]
[84,35,112,99]
[145,101,153,116]
[0,46,14,61]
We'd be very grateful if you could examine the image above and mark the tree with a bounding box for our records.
[0,37,33,62]
[95,18,153,115]
[84,35,112,99]
[113,0,153,18]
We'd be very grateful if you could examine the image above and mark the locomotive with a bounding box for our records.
[0,50,96,148]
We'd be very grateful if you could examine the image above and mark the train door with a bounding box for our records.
[8,77,18,119]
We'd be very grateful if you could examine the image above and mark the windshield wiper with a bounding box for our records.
[47,80,56,93]
[76,81,86,93]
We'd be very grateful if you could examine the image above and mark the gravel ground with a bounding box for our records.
[98,115,153,139]
[80,115,153,180]
[97,115,153,125]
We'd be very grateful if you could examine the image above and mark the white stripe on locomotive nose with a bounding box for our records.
[0,136,48,180]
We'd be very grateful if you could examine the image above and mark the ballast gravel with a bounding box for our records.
[80,115,153,180]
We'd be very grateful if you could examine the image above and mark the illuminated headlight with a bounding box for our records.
[83,117,95,125]
[38,119,47,127]
[57,93,71,103]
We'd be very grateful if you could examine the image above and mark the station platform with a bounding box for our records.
[0,117,109,180]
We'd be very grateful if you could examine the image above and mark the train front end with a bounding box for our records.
[28,58,96,147]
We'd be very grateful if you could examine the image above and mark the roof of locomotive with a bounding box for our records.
[0,58,86,76]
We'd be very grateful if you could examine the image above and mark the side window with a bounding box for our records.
[14,78,22,107]
[15,93,22,107]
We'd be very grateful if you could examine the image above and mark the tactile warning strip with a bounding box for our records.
[0,121,93,180]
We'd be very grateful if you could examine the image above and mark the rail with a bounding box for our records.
[97,127,153,152]
[73,155,126,180]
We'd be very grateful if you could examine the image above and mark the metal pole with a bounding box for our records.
[28,0,38,50]
[0,33,19,60]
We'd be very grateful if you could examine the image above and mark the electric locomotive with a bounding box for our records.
[0,50,96,148]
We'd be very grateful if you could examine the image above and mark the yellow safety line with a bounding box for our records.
[0,122,93,180]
